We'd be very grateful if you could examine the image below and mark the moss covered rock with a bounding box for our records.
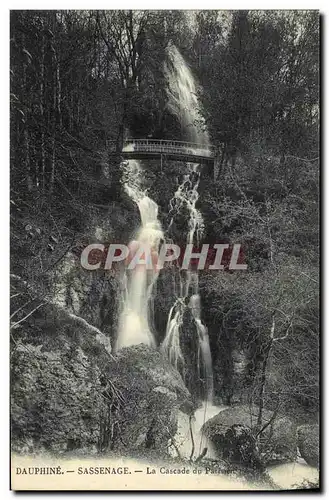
[11,343,108,455]
[11,300,193,457]
[297,424,319,468]
[202,405,297,466]
[105,344,194,453]
[217,424,265,472]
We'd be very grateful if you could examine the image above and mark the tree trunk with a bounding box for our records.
[257,337,273,429]
[50,14,57,192]
[40,28,46,192]
[22,33,32,192]
[23,127,32,192]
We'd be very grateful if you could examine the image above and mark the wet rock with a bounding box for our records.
[260,415,297,465]
[202,405,297,466]
[297,424,319,468]
[221,424,265,471]
[202,419,264,471]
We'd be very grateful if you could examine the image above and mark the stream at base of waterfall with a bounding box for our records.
[168,403,318,489]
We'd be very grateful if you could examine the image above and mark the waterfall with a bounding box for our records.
[116,44,214,405]
[115,159,164,351]
[161,44,214,403]
[165,43,209,146]
[190,294,214,403]
[161,163,213,402]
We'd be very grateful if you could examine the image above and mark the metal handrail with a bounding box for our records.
[123,138,216,151]
[129,147,214,158]
[107,138,218,162]
[107,138,216,150]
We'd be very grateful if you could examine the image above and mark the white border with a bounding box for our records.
[1,3,326,499]
[1,2,326,8]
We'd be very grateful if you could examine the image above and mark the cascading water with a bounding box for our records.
[161,163,213,402]
[116,43,218,460]
[161,44,214,403]
[161,43,222,461]
[115,159,164,351]
[97,43,318,487]
[165,43,210,146]
[190,294,214,403]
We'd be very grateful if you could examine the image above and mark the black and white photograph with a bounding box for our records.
[9,9,320,491]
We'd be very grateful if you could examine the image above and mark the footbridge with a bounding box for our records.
[109,139,218,166]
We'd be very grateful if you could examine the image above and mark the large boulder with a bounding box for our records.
[297,424,319,468]
[11,321,194,457]
[261,414,297,465]
[11,287,194,456]
[216,424,265,472]
[11,342,109,455]
[10,299,115,455]
[106,344,195,453]
[202,405,297,467]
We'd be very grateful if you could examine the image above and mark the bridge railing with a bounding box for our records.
[107,138,216,158]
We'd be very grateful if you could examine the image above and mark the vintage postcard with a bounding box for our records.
[10,9,320,491]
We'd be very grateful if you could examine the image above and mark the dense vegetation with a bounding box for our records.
[10,9,319,435]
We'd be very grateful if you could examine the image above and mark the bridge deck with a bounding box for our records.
[108,139,217,165]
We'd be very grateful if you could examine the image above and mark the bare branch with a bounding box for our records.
[11,302,46,330]
[189,415,195,461]
[299,271,319,284]
[10,298,35,319]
